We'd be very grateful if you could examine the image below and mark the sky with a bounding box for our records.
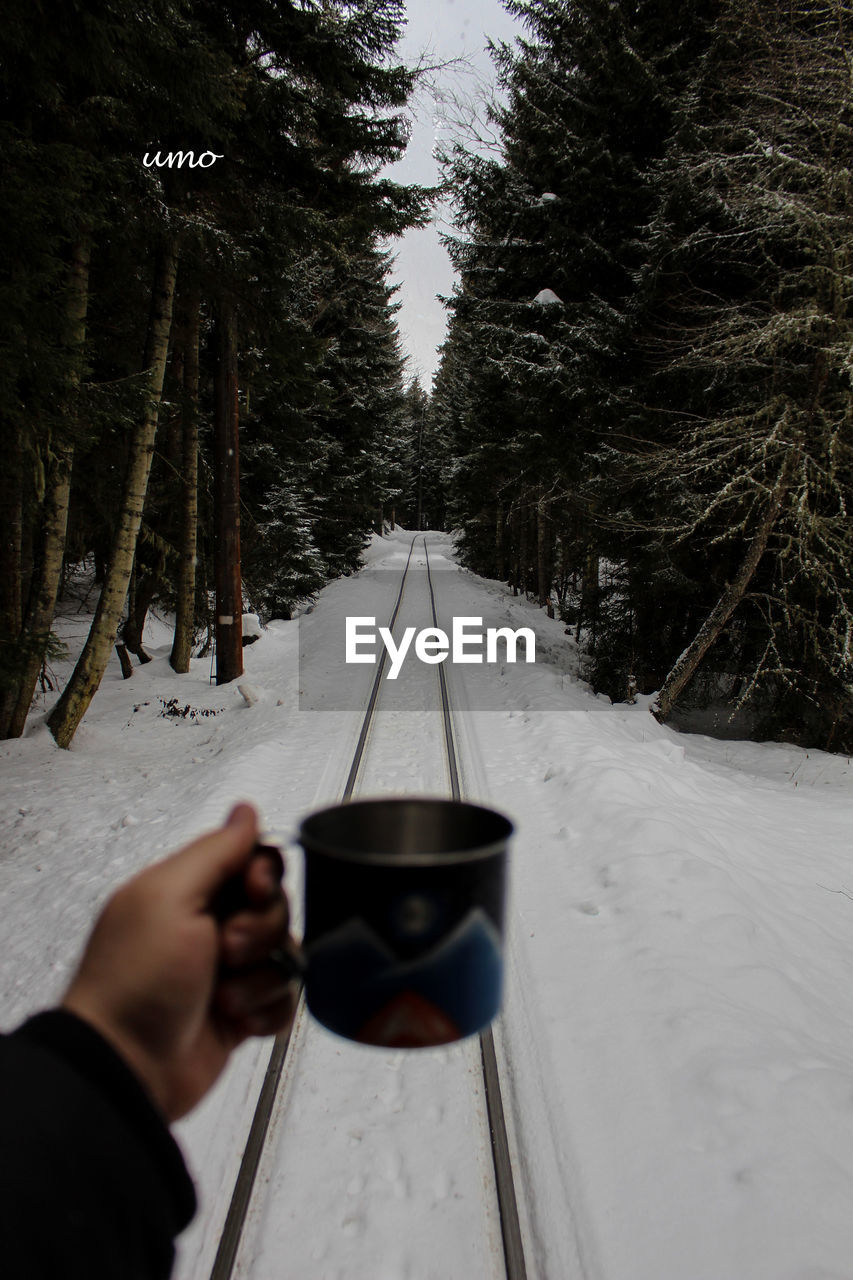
[384,0,525,387]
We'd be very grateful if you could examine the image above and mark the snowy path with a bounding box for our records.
[2,529,853,1278]
[228,541,504,1280]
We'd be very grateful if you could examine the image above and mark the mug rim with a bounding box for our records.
[298,795,513,867]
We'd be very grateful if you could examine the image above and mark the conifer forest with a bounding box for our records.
[2,0,852,753]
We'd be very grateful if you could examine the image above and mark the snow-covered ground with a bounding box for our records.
[2,528,853,1279]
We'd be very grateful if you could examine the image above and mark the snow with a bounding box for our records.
[2,529,853,1278]
[532,288,563,305]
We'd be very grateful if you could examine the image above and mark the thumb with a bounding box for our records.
[162,803,260,904]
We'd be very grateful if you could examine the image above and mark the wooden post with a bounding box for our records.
[213,297,243,685]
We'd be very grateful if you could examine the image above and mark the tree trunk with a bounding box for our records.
[120,563,157,663]
[495,500,505,581]
[0,421,25,736]
[12,439,77,729]
[48,239,178,748]
[536,488,552,614]
[115,643,134,680]
[6,239,91,739]
[581,543,599,646]
[652,473,789,724]
[164,340,184,467]
[510,507,520,595]
[519,502,529,597]
[0,422,23,639]
[213,295,243,686]
[415,411,424,531]
[170,289,200,673]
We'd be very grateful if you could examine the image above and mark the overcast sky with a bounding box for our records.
[384,0,525,387]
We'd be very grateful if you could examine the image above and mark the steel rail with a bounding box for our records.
[209,536,419,1280]
[341,533,419,800]
[423,538,528,1280]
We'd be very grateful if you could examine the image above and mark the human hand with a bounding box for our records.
[62,803,300,1121]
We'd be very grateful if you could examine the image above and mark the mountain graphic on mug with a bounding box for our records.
[305,907,503,1046]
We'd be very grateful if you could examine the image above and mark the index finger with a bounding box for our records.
[244,846,285,904]
[212,845,285,920]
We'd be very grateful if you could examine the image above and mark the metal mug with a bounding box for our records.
[298,796,513,1048]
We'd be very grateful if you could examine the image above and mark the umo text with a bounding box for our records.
[143,150,223,168]
[346,616,536,680]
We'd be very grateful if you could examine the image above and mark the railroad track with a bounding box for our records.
[210,535,527,1280]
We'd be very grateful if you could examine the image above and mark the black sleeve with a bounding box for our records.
[0,1009,196,1280]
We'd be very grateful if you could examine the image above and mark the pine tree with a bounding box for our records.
[394,379,448,532]
[1,0,430,742]
[437,0,715,628]
[302,245,412,573]
[640,0,853,747]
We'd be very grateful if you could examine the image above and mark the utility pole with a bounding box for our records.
[213,295,243,684]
